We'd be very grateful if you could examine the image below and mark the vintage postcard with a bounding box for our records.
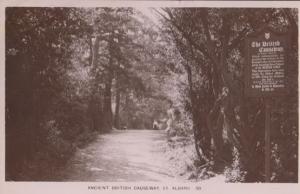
[0,0,299,194]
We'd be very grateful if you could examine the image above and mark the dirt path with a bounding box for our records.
[60,129,176,182]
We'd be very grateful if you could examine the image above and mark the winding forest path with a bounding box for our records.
[60,129,175,181]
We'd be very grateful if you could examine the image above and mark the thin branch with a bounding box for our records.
[159,8,217,67]
[228,27,250,51]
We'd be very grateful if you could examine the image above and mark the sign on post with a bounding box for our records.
[245,28,288,97]
[245,28,288,182]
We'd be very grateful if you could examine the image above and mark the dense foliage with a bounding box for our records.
[5,7,169,180]
[158,8,298,182]
[6,8,87,179]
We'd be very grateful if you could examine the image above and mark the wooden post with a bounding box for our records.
[265,98,271,182]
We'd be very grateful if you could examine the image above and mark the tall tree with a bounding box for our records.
[159,8,298,181]
[6,7,87,179]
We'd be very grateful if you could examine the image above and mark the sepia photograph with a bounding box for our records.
[2,1,299,192]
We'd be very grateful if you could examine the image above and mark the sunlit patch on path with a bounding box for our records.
[59,130,177,182]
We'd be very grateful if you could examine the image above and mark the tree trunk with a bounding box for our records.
[91,36,100,67]
[102,71,113,132]
[88,36,93,66]
[89,35,103,131]
[114,75,121,129]
[185,64,203,159]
